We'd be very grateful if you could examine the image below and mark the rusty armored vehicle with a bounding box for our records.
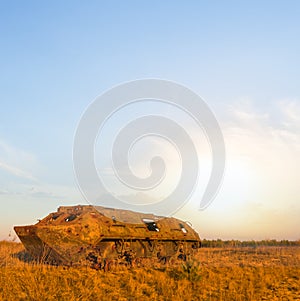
[14,205,201,268]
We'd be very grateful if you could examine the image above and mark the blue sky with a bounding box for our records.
[1,1,300,240]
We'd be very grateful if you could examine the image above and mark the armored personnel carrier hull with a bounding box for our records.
[14,205,201,268]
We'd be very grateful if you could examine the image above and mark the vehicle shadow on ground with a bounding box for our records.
[11,250,35,263]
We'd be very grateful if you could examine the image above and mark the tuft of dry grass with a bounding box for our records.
[0,241,299,300]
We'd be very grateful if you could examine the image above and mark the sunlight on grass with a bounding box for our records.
[0,241,299,300]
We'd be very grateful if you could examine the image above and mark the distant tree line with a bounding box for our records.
[201,239,300,248]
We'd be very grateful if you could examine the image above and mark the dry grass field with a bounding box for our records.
[0,241,299,301]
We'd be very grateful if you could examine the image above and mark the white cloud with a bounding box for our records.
[0,139,38,181]
[225,99,300,158]
[0,139,80,202]
[279,99,300,124]
[0,161,37,181]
